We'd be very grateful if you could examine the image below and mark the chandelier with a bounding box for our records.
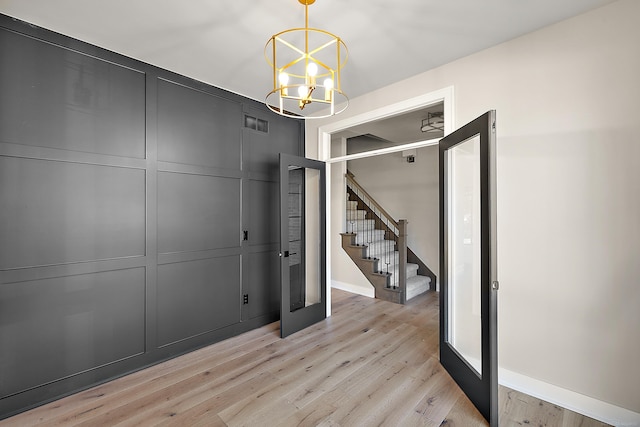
[265,0,348,119]
[421,112,445,134]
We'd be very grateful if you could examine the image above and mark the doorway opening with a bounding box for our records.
[317,86,454,315]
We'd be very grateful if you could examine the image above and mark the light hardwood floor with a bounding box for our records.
[1,289,609,426]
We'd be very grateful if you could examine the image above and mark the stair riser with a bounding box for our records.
[387,264,419,281]
[389,273,423,286]
[370,252,400,263]
[346,219,375,230]
[353,231,386,244]
[406,277,431,300]
[364,241,396,257]
[346,211,367,220]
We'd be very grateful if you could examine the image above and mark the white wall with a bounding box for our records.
[308,0,640,422]
[347,146,439,285]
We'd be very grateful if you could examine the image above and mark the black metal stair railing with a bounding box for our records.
[345,171,408,300]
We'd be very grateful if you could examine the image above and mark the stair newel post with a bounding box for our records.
[398,219,408,304]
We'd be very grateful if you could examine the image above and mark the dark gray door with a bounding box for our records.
[279,153,326,338]
[439,111,498,425]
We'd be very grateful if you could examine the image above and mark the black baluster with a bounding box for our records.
[393,234,397,289]
[368,209,373,260]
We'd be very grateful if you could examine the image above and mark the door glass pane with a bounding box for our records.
[447,135,482,376]
[288,166,321,312]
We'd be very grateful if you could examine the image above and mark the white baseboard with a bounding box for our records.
[331,280,374,298]
[500,368,640,427]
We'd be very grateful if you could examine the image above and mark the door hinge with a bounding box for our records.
[243,230,248,241]
[492,281,500,291]
[243,294,249,304]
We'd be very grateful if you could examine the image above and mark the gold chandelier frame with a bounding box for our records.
[265,0,349,119]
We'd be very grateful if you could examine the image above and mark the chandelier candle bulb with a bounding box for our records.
[324,78,333,101]
[279,72,289,96]
[307,62,318,87]
[307,62,318,76]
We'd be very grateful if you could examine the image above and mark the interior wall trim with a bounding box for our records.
[499,368,640,427]
[330,280,374,298]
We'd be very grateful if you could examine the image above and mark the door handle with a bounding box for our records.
[279,251,290,258]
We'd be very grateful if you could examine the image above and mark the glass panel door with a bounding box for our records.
[448,134,483,376]
[439,111,498,425]
[279,153,326,338]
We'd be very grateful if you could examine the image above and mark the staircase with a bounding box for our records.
[341,173,433,304]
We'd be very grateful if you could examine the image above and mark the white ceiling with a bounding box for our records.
[0,0,616,105]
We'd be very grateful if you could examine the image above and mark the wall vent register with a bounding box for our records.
[244,115,269,133]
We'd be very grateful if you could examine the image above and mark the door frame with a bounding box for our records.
[317,86,455,315]
[279,153,327,338]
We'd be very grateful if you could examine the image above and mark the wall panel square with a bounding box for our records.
[157,79,241,169]
[248,180,279,246]
[157,256,241,346]
[157,172,241,254]
[0,157,146,269]
[247,250,280,320]
[0,267,145,399]
[0,28,145,158]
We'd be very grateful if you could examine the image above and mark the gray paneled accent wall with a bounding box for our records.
[0,14,302,419]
